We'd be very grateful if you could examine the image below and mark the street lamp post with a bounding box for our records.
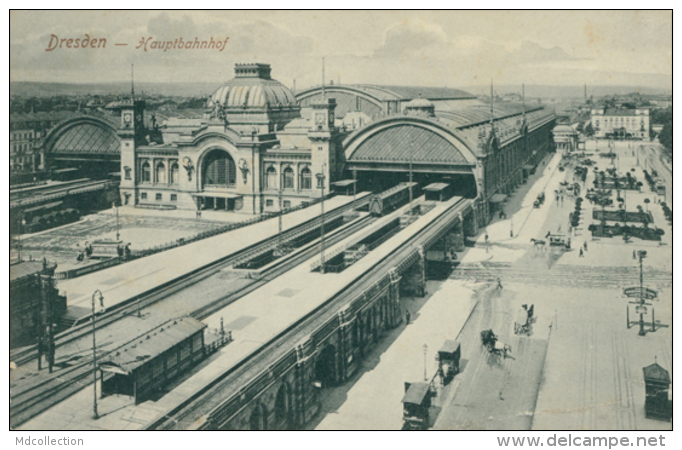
[352,169,357,212]
[316,163,327,273]
[637,250,647,336]
[114,202,120,241]
[278,185,283,252]
[91,289,104,419]
[423,344,428,381]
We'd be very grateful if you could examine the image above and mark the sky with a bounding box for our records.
[9,10,673,91]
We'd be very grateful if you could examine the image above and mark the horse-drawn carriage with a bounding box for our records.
[533,192,546,208]
[401,382,433,430]
[437,340,461,384]
[480,329,512,357]
[514,304,535,335]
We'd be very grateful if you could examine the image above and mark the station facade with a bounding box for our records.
[109,62,555,224]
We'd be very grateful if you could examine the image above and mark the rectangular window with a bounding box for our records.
[156,193,162,201]
[124,167,131,180]
[266,199,274,207]
[170,194,177,201]
[141,192,148,200]
[283,200,291,208]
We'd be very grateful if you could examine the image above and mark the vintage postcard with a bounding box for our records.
[9,9,672,438]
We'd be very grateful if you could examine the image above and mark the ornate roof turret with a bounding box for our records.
[404,94,435,117]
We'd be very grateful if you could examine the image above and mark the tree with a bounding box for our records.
[659,122,672,153]
[584,122,595,137]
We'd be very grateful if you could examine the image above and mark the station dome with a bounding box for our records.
[207,63,298,110]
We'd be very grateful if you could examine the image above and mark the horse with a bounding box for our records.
[493,341,512,357]
[530,238,546,250]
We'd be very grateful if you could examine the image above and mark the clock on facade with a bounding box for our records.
[123,112,132,124]
[315,113,326,126]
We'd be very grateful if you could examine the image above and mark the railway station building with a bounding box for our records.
[108,62,555,225]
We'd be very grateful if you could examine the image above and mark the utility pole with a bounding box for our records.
[637,250,647,336]
[278,185,283,252]
[352,169,357,212]
[114,202,120,241]
[316,163,327,273]
[91,290,104,419]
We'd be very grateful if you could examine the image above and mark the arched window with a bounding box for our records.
[170,162,179,185]
[282,167,294,190]
[155,162,166,184]
[265,166,277,189]
[202,149,236,188]
[300,167,312,190]
[141,161,151,183]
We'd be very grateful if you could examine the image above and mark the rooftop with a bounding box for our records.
[102,317,206,374]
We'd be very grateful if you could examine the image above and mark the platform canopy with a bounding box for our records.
[332,179,357,187]
[423,183,450,192]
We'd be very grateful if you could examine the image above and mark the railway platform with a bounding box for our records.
[58,194,369,316]
[19,195,466,430]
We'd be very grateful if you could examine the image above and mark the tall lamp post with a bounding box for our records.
[113,202,120,241]
[637,250,647,336]
[91,289,104,419]
[352,169,357,212]
[278,185,283,252]
[316,163,327,273]
[423,344,428,381]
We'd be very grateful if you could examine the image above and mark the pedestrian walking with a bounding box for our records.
[558,224,562,233]
[496,277,503,290]
[633,250,637,260]
[405,310,411,324]
[583,241,588,251]
[579,247,584,257]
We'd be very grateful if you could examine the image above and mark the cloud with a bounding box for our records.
[510,40,581,63]
[373,20,448,58]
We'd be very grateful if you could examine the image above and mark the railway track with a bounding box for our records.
[11,196,369,367]
[148,197,472,430]
[10,198,374,428]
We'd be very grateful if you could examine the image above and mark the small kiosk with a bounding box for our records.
[643,362,672,421]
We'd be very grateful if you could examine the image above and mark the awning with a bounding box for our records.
[192,192,243,199]
[489,193,507,203]
[332,179,357,187]
[423,182,449,192]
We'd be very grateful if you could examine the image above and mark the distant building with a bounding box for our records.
[10,111,79,176]
[590,107,650,140]
[649,95,672,109]
[553,124,579,152]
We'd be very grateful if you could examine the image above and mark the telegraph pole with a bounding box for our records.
[637,250,647,336]
[92,290,104,419]
[316,163,327,273]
